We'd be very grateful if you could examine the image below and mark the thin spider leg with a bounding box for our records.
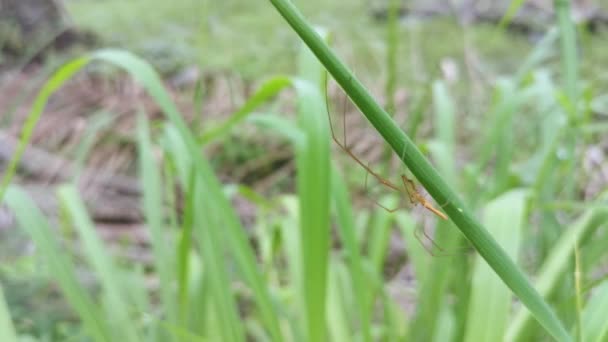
[439,198,451,208]
[414,225,444,251]
[413,226,438,256]
[342,92,347,147]
[414,225,472,257]
[325,88,402,193]
[364,163,400,212]
[370,198,400,213]
[400,175,448,220]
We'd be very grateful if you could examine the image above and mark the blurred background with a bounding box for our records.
[1,0,607,341]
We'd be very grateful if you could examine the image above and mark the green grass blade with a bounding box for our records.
[0,285,17,342]
[57,184,140,342]
[326,260,352,341]
[409,219,459,342]
[190,176,244,342]
[161,124,193,185]
[0,57,90,203]
[581,281,608,342]
[136,113,178,333]
[384,0,399,117]
[464,190,527,342]
[574,244,583,342]
[267,1,571,340]
[199,76,292,144]
[499,0,527,29]
[515,27,558,81]
[256,90,369,339]
[367,196,397,274]
[330,166,371,341]
[71,111,116,180]
[394,212,429,285]
[506,208,608,341]
[482,80,519,198]
[88,49,282,340]
[248,113,305,147]
[1,48,283,341]
[4,186,112,341]
[431,80,456,166]
[410,80,462,342]
[278,195,304,332]
[381,0,400,171]
[555,0,579,106]
[295,37,331,341]
[406,86,431,140]
[176,168,197,324]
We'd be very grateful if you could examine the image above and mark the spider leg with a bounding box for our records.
[414,225,471,257]
[364,163,400,212]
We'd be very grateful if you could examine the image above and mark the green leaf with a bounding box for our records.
[0,285,17,342]
[0,57,90,203]
[506,208,608,341]
[4,186,112,341]
[295,34,331,341]
[464,190,528,342]
[57,185,140,342]
[136,113,178,333]
[581,281,608,342]
[199,76,292,144]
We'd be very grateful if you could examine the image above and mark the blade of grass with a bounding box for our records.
[486,80,518,198]
[515,27,558,81]
[7,49,282,341]
[248,113,305,147]
[136,113,178,335]
[278,195,306,340]
[295,35,331,341]
[259,94,371,340]
[190,169,245,342]
[499,0,527,29]
[394,212,429,284]
[367,195,397,274]
[384,0,399,117]
[4,186,113,341]
[0,57,90,203]
[506,208,608,341]
[57,184,140,342]
[574,244,583,342]
[255,76,370,339]
[0,285,17,342]
[581,281,608,342]
[330,166,372,341]
[199,76,292,144]
[554,0,582,208]
[326,260,352,341]
[411,80,463,342]
[71,111,116,181]
[176,166,197,324]
[556,0,579,107]
[406,86,431,140]
[267,1,571,340]
[381,0,400,172]
[464,190,527,342]
[433,307,456,342]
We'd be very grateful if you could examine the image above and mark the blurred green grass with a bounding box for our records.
[65,0,535,81]
[0,0,607,341]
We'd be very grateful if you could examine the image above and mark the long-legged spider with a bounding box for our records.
[325,85,456,254]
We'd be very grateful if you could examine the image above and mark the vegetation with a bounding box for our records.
[1,0,607,341]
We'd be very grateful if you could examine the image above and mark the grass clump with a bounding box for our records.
[1,1,607,341]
